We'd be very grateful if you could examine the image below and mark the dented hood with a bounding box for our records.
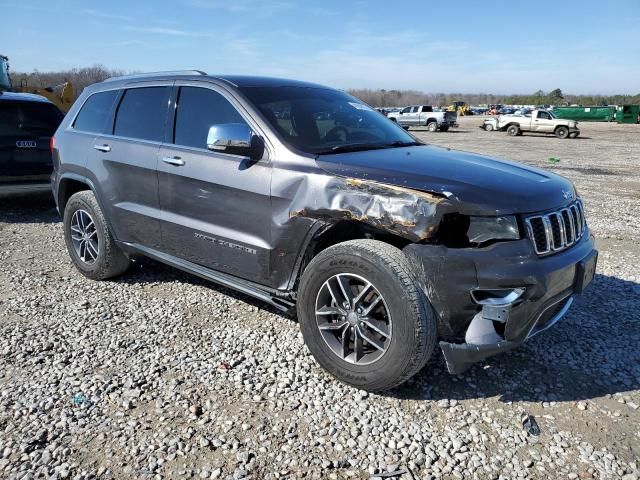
[317,145,575,215]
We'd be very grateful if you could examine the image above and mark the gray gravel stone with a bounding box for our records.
[0,119,638,478]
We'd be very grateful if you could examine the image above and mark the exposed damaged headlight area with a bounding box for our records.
[435,213,520,248]
[287,176,522,249]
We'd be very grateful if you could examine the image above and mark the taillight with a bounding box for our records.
[50,136,56,153]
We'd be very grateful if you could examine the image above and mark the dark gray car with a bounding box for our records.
[1,92,63,195]
[51,72,597,391]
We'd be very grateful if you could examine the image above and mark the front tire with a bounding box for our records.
[297,240,437,391]
[555,126,569,139]
[484,123,494,131]
[63,191,130,280]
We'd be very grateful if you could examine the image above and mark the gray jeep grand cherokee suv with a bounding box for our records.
[51,71,597,391]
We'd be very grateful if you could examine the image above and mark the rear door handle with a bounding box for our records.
[93,144,111,152]
[162,156,185,166]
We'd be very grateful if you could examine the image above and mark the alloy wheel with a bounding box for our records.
[314,273,392,365]
[70,209,99,264]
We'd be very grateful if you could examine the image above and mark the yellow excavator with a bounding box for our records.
[447,101,471,116]
[0,53,74,112]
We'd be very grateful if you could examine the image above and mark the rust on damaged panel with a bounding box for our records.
[288,176,451,242]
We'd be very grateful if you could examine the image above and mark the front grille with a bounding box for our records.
[525,200,586,255]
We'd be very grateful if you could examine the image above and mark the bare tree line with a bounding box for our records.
[9,65,640,107]
[10,65,129,98]
[347,88,640,107]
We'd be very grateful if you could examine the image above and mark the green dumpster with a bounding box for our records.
[553,106,616,122]
[616,105,640,124]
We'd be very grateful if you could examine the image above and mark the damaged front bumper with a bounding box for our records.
[403,231,597,374]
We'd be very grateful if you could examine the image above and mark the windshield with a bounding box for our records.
[239,86,419,155]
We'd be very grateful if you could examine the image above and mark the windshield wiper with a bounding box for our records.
[315,143,390,154]
[382,140,422,147]
[315,140,422,155]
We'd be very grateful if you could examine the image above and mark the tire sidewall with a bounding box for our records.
[507,125,519,136]
[298,249,428,390]
[427,122,437,132]
[556,126,569,138]
[63,194,110,277]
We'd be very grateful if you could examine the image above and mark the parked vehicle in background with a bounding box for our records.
[387,105,457,131]
[0,54,10,92]
[0,54,75,112]
[0,91,64,195]
[482,109,580,138]
[51,72,596,391]
[447,101,472,116]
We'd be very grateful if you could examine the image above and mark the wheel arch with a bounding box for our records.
[57,174,96,212]
[56,174,119,242]
[287,220,414,293]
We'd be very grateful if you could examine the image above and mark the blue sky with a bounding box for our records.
[2,0,639,94]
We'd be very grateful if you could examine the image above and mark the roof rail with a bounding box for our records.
[103,70,207,83]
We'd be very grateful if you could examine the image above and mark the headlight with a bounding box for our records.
[467,216,520,244]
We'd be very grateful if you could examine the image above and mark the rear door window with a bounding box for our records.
[0,101,63,137]
[73,90,118,133]
[114,87,170,142]
[173,86,246,149]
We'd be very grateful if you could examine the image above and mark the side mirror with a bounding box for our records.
[207,123,263,160]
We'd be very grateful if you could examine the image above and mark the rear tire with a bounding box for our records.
[427,121,438,132]
[297,240,437,391]
[63,191,130,280]
[507,125,520,136]
[555,126,569,139]
[440,125,449,132]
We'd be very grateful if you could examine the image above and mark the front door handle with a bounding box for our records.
[162,156,185,166]
[93,144,111,152]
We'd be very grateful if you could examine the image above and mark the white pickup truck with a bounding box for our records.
[483,109,580,139]
[387,105,458,132]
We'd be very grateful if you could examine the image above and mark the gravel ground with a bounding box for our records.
[1,117,639,480]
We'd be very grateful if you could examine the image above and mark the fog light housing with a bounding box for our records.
[471,288,524,306]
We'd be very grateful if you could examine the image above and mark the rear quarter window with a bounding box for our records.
[0,101,63,137]
[114,87,170,142]
[73,90,118,133]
